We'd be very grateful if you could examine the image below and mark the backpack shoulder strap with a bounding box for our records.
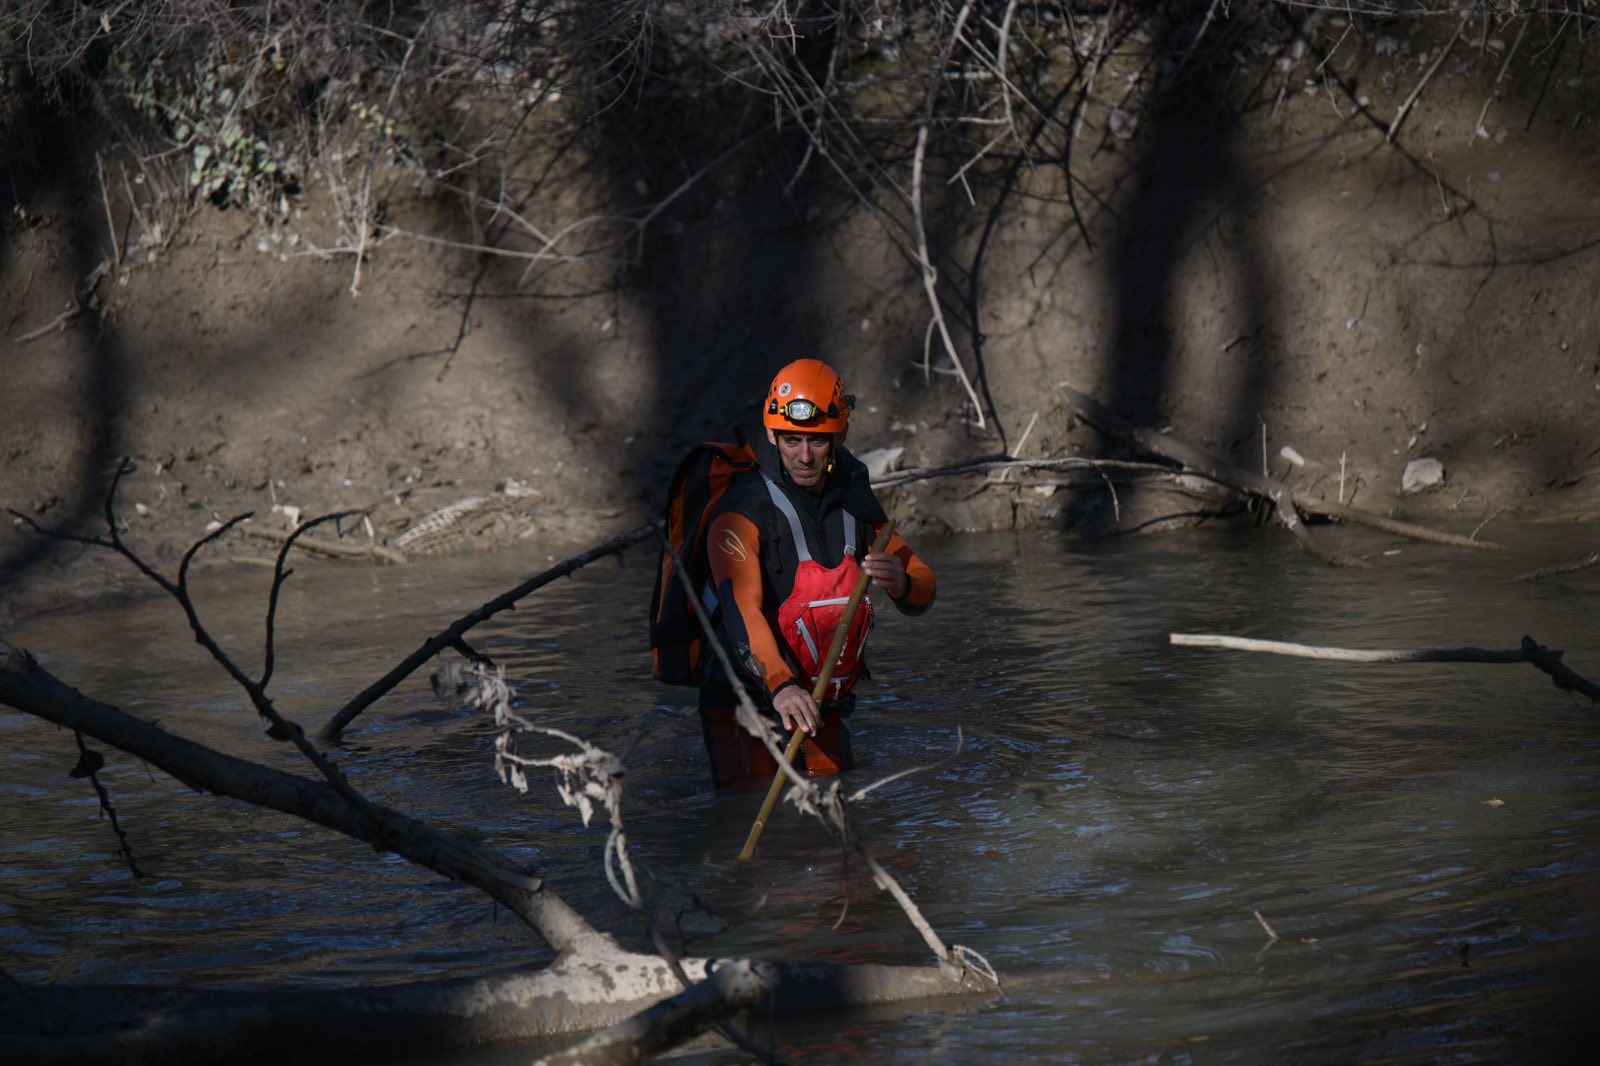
[761,475,859,566]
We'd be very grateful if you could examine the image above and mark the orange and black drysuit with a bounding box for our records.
[699,425,935,788]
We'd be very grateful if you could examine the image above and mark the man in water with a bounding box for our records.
[699,358,936,787]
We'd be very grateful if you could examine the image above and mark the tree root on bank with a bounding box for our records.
[1170,632,1600,704]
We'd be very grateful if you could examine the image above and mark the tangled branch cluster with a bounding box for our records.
[444,658,645,908]
[5,2,1588,221]
[5,2,1589,391]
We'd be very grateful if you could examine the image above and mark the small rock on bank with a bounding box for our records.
[1402,457,1445,493]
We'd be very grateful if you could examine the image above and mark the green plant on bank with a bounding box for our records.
[109,46,291,207]
[4,0,1593,294]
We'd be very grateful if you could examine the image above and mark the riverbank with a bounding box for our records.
[2,6,1596,620]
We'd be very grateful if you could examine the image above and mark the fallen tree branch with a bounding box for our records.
[14,302,84,343]
[1,504,998,1065]
[13,259,109,343]
[1061,386,1506,558]
[875,454,1187,489]
[0,637,606,954]
[322,522,653,738]
[1290,494,1507,551]
[1514,550,1600,583]
[0,639,997,1064]
[0,947,988,1066]
[535,959,769,1066]
[1170,632,1600,704]
[1062,386,1364,567]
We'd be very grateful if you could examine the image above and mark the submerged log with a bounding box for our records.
[1,953,994,1066]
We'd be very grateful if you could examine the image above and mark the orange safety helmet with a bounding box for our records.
[764,359,854,433]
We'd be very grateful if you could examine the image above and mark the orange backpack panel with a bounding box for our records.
[649,441,759,685]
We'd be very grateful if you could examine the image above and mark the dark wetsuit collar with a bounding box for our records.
[734,422,887,525]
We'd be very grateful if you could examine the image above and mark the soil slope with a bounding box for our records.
[3,20,1597,616]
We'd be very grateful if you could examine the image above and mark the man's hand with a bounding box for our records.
[862,550,908,599]
[772,683,821,735]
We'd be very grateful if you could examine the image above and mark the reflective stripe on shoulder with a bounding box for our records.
[762,475,858,565]
[763,475,812,564]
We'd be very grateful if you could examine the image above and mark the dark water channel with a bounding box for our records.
[4,524,1597,1062]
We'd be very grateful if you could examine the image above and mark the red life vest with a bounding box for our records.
[764,477,872,701]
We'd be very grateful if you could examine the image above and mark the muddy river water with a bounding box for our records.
[3,522,1596,1062]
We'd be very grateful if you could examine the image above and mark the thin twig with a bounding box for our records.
[73,729,144,878]
[240,524,406,565]
[911,122,986,429]
[1514,551,1600,583]
[1253,909,1280,941]
[1388,14,1468,143]
[322,523,653,738]
[13,305,83,343]
[97,153,120,268]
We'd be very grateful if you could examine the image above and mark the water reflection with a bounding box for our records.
[3,525,1596,1060]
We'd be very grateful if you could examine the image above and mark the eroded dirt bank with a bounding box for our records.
[2,12,1597,619]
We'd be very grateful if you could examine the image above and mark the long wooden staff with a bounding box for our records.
[737,521,895,863]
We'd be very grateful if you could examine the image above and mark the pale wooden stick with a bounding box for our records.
[1172,633,1522,663]
[1170,633,1599,703]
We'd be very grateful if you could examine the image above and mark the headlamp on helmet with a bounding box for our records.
[764,359,854,433]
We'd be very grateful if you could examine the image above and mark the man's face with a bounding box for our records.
[769,428,837,492]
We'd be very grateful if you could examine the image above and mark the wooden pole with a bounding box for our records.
[737,522,895,862]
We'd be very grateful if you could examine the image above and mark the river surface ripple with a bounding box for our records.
[3,523,1595,1062]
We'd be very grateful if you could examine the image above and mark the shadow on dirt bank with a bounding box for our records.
[0,86,124,603]
[2,6,1596,619]
[1097,6,1279,529]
